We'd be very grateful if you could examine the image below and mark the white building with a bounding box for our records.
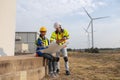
[15,32,38,53]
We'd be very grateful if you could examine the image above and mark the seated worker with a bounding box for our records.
[35,26,57,78]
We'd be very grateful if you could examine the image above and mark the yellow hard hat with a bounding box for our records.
[39,26,47,32]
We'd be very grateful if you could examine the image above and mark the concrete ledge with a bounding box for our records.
[0,55,45,80]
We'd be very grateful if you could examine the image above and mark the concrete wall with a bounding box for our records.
[0,55,45,80]
[0,0,16,56]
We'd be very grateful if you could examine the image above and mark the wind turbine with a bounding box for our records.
[83,27,91,49]
[83,8,109,49]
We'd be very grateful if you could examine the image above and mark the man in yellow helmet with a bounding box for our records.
[50,22,70,75]
[35,26,57,78]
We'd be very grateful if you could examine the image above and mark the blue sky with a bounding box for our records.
[16,0,120,49]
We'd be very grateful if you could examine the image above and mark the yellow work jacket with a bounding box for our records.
[50,29,69,45]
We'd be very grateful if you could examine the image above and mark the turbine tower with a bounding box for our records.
[83,8,109,49]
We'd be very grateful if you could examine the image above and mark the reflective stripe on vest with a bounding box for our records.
[37,37,49,46]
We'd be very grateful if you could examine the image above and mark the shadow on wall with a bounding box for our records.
[0,48,7,56]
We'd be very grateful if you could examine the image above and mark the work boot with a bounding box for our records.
[56,69,60,74]
[54,72,59,77]
[66,70,70,75]
[49,73,56,78]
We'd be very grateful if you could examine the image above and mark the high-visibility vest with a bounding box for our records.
[50,29,69,45]
[35,37,49,47]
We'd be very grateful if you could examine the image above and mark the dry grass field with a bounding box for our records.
[42,52,120,80]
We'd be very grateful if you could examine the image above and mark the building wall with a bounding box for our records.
[0,0,16,56]
[15,32,38,53]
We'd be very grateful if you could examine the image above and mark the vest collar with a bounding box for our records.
[39,34,46,40]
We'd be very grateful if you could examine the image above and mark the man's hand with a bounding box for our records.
[56,40,60,44]
[56,39,66,44]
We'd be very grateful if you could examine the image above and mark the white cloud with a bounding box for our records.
[16,0,107,27]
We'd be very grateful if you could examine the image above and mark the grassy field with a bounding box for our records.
[42,52,120,80]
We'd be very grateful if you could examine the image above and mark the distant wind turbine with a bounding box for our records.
[83,27,91,49]
[83,8,109,49]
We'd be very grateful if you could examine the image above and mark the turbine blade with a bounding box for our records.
[83,8,92,19]
[93,16,109,20]
[83,27,88,33]
[87,21,91,30]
